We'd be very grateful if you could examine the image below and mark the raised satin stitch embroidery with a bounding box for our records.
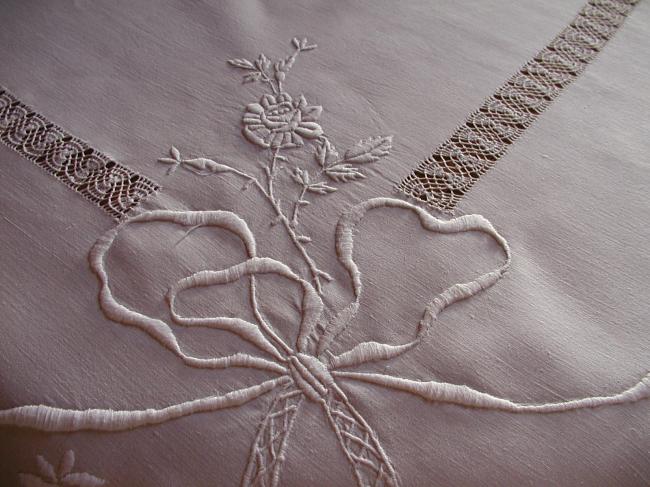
[158,37,392,294]
[398,0,639,211]
[1,197,649,487]
[2,34,649,486]
[0,88,159,219]
[19,450,106,487]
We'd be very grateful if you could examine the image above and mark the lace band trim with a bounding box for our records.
[0,88,159,219]
[397,0,639,211]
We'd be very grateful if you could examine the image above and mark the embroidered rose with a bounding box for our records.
[242,93,323,149]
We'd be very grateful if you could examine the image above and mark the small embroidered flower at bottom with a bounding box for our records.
[19,450,106,487]
[1,197,648,487]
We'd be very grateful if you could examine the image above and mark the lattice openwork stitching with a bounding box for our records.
[0,88,159,219]
[397,0,638,211]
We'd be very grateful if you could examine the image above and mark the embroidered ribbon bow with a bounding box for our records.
[1,197,649,487]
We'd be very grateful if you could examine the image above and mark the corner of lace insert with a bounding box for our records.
[0,87,160,220]
[397,0,639,211]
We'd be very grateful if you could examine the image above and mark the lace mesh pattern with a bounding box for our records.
[398,0,638,211]
[0,88,159,219]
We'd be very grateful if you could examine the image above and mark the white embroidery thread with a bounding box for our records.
[158,38,393,294]
[2,32,649,487]
[1,198,649,487]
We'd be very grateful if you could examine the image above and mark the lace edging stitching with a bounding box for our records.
[0,88,160,219]
[397,0,638,211]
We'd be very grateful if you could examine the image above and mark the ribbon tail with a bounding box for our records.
[0,377,288,432]
[321,384,399,487]
[241,383,304,487]
[334,371,650,413]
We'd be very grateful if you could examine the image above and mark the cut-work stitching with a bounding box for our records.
[397,0,639,211]
[0,88,159,219]
[1,34,649,487]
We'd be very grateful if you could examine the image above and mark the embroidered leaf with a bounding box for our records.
[298,38,317,51]
[344,135,393,164]
[228,58,256,70]
[256,53,271,72]
[297,235,312,243]
[291,167,310,185]
[243,72,262,83]
[182,158,233,175]
[58,450,76,478]
[302,105,322,121]
[170,146,181,161]
[61,472,107,486]
[315,138,338,168]
[298,199,310,206]
[324,164,366,182]
[36,455,56,482]
[292,37,301,49]
[307,182,337,194]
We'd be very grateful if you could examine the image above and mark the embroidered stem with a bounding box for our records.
[166,147,334,293]
[226,162,333,294]
[279,213,332,295]
[266,148,281,201]
[260,71,279,95]
[290,184,308,228]
[250,148,332,294]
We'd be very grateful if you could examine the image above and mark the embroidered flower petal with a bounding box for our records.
[276,93,292,104]
[36,456,56,482]
[260,94,277,109]
[295,94,308,109]
[18,474,52,487]
[242,126,271,148]
[58,450,76,478]
[60,472,107,487]
[289,132,304,147]
[270,131,286,148]
[294,121,323,139]
[242,114,263,124]
[301,105,322,122]
[245,103,264,115]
